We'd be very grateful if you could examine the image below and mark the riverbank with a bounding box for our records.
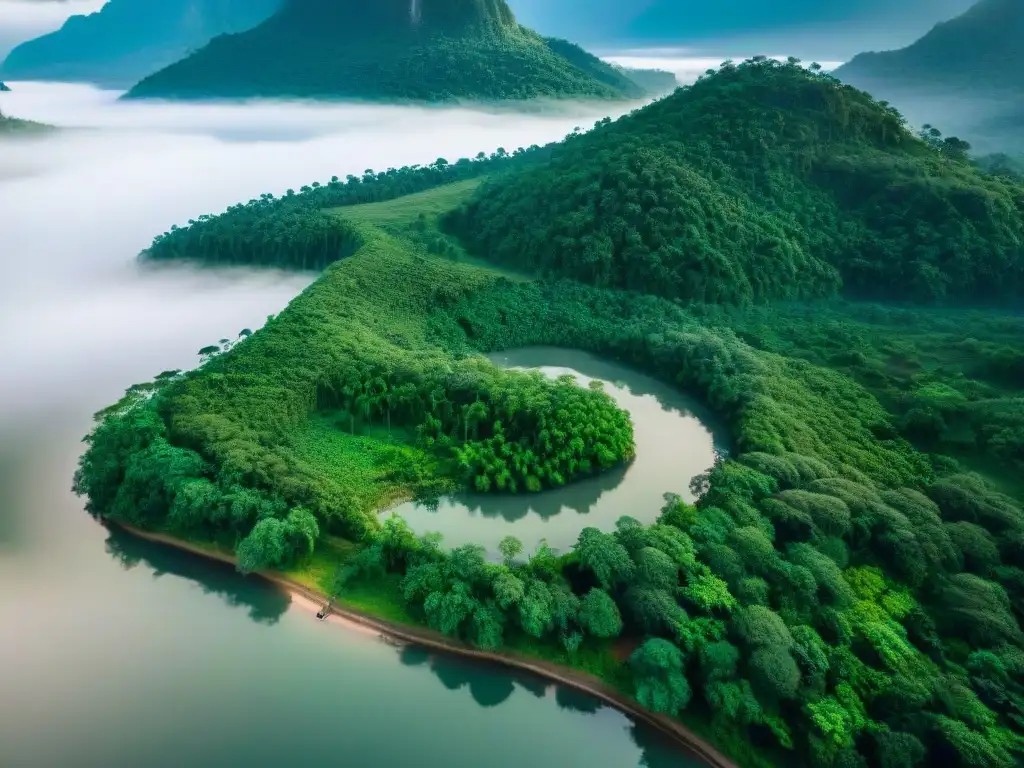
[109,520,738,768]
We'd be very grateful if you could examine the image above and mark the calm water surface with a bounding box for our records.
[393,347,726,556]
[0,83,704,768]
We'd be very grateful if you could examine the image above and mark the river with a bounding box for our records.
[0,83,708,767]
[394,347,725,557]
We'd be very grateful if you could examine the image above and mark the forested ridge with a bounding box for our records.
[143,144,551,268]
[448,58,1024,306]
[123,0,674,102]
[76,58,1024,768]
[0,107,54,135]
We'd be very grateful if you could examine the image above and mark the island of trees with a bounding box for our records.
[122,0,676,102]
[77,59,1024,768]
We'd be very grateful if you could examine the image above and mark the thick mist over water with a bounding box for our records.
[0,82,640,433]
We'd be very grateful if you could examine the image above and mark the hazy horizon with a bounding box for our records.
[0,81,645,434]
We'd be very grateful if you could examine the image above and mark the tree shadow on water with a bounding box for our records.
[397,643,702,765]
[628,720,708,768]
[451,462,630,522]
[103,526,290,625]
[398,644,616,718]
[398,645,517,708]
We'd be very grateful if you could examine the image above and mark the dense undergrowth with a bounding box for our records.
[448,58,1024,306]
[75,58,1024,768]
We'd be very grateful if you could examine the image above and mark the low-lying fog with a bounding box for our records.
[0,82,647,437]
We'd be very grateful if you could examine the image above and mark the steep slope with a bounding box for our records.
[0,0,281,88]
[447,57,1024,305]
[834,0,1024,95]
[123,0,666,101]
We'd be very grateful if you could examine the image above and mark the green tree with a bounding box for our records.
[578,588,623,639]
[629,638,692,716]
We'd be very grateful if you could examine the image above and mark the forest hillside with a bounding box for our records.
[0,0,281,88]
[834,0,1023,96]
[448,57,1024,306]
[123,0,674,101]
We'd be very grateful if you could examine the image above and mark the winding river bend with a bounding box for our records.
[393,346,726,556]
[0,83,708,768]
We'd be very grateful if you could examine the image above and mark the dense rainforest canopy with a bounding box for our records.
[77,57,1024,768]
[122,0,675,101]
[448,57,1024,306]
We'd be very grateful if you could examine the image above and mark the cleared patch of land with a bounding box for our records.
[328,178,485,228]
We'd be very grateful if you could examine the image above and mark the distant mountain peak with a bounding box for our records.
[0,0,282,88]
[122,0,669,102]
[275,0,518,36]
[834,0,1024,93]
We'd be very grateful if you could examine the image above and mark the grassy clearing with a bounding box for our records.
[329,179,534,282]
[285,536,417,623]
[290,412,436,514]
[329,178,485,229]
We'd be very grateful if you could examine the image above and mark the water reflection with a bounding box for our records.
[399,645,699,767]
[103,526,291,625]
[394,347,726,556]
[400,646,516,708]
[429,463,629,523]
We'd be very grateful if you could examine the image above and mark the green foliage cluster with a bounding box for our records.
[143,150,546,266]
[123,0,669,102]
[448,57,1024,305]
[149,206,362,269]
[688,301,1024,477]
[75,225,634,556]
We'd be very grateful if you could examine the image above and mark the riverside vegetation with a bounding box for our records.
[75,60,1024,768]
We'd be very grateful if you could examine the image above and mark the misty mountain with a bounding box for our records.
[0,82,9,92]
[834,0,1023,94]
[123,0,675,102]
[833,0,1024,154]
[0,0,282,88]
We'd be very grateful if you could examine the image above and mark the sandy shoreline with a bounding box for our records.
[111,520,738,768]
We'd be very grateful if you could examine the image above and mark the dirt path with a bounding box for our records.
[113,521,739,768]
